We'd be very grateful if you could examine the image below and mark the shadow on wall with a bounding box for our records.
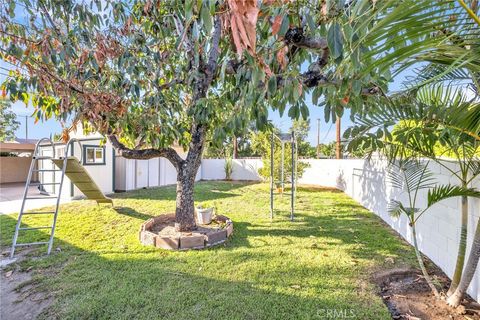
[336,169,347,191]
[355,160,388,215]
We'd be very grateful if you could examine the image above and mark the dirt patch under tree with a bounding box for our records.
[373,266,480,320]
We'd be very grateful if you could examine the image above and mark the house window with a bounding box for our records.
[83,145,105,165]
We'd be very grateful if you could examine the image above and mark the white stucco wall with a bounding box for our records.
[201,158,263,181]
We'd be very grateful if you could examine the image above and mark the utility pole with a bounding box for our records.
[316,118,320,158]
[24,115,28,140]
[336,116,342,159]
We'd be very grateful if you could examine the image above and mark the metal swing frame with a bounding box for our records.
[269,131,298,221]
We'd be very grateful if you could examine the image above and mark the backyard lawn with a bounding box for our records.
[0,181,417,319]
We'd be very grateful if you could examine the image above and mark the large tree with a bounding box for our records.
[0,98,20,141]
[1,0,386,231]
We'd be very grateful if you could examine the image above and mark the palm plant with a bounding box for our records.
[346,0,480,83]
[387,160,440,297]
[344,0,480,307]
[224,157,233,181]
[387,159,480,298]
[346,85,480,304]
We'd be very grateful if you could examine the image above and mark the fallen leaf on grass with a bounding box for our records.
[290,284,301,289]
[5,270,13,278]
[384,257,395,264]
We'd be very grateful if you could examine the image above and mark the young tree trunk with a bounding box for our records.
[447,220,480,307]
[232,135,238,159]
[448,194,469,296]
[411,224,440,298]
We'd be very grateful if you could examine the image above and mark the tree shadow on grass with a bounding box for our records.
[113,206,154,220]
[111,180,250,202]
[227,207,413,265]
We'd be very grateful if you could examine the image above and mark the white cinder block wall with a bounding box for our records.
[201,159,263,181]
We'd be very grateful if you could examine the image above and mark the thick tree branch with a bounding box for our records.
[205,16,222,83]
[108,134,184,169]
[285,28,328,51]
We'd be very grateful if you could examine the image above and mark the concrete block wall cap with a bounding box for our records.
[140,214,233,250]
[206,229,227,244]
[140,230,157,246]
[180,235,206,249]
[155,237,179,250]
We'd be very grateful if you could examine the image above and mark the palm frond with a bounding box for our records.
[387,159,436,193]
[388,200,418,219]
[351,0,480,76]
[427,185,480,207]
[345,84,480,158]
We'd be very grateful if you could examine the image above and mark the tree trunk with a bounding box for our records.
[174,124,206,232]
[175,165,197,232]
[447,194,469,296]
[411,224,440,298]
[447,219,480,307]
[232,135,238,159]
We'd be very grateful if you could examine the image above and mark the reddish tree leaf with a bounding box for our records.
[276,46,288,70]
[227,0,259,56]
[272,15,283,35]
[230,18,243,56]
[257,57,273,77]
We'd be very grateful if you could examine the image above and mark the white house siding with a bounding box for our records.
[35,136,114,200]
[114,155,201,191]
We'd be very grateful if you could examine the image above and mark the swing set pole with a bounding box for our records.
[290,131,295,221]
[270,132,274,220]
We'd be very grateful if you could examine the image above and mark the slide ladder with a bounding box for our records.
[10,138,112,258]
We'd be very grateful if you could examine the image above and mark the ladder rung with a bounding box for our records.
[30,182,61,186]
[23,211,55,215]
[15,241,49,247]
[18,226,52,231]
[25,196,58,199]
[33,169,62,172]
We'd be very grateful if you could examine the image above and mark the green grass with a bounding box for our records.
[0,181,416,319]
